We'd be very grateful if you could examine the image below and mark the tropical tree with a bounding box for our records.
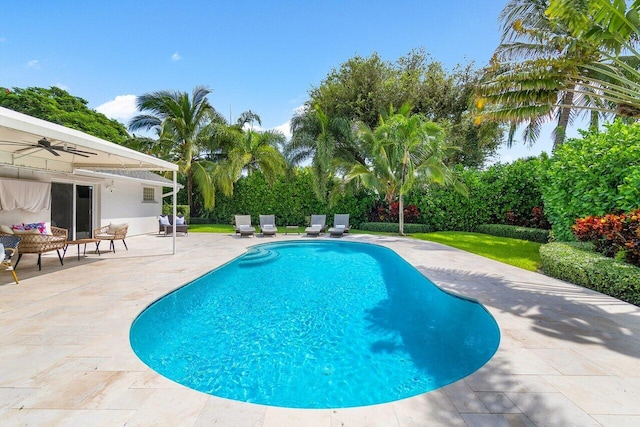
[345,105,467,235]
[475,0,613,149]
[0,86,130,143]
[284,104,356,200]
[288,50,502,171]
[128,86,223,214]
[544,0,640,116]
[220,129,287,194]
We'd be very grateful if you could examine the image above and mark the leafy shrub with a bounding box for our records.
[359,222,433,233]
[207,168,377,228]
[572,208,640,266]
[476,224,550,243]
[162,204,190,219]
[542,120,640,241]
[482,156,550,228]
[540,242,640,306]
[368,202,421,223]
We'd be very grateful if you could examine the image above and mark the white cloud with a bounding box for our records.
[171,52,181,61]
[96,94,138,124]
[54,83,69,91]
[27,59,40,69]
[273,121,291,140]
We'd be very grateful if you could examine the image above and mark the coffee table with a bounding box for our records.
[63,238,101,261]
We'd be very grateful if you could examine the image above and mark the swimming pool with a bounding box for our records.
[130,240,500,408]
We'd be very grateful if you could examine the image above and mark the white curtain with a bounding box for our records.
[0,179,51,212]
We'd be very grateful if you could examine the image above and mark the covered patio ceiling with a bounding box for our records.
[0,106,177,174]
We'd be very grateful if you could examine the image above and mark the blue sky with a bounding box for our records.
[1,0,566,163]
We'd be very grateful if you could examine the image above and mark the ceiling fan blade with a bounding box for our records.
[15,145,42,153]
[45,147,61,157]
[65,148,98,156]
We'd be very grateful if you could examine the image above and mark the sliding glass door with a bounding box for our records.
[51,183,93,240]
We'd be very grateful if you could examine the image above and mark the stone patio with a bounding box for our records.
[0,232,638,426]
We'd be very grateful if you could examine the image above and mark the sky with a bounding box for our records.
[1,0,572,163]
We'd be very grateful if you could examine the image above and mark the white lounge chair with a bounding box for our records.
[235,215,256,237]
[259,215,277,237]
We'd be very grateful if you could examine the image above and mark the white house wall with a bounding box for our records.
[0,168,164,237]
[98,178,163,236]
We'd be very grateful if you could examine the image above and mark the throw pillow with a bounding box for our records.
[0,224,14,234]
[24,222,47,235]
[12,223,25,231]
[175,216,185,225]
[159,215,170,226]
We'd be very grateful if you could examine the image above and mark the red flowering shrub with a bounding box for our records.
[370,202,421,223]
[504,206,549,229]
[572,208,640,267]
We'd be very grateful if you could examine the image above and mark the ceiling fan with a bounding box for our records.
[0,137,98,158]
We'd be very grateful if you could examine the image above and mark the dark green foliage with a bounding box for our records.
[541,242,640,306]
[403,157,547,232]
[359,222,433,233]
[161,204,190,220]
[481,156,549,227]
[476,224,550,243]
[304,50,503,168]
[405,167,490,231]
[542,120,640,241]
[0,86,129,144]
[207,168,377,227]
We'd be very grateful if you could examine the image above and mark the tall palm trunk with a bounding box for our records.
[554,86,575,150]
[187,170,193,215]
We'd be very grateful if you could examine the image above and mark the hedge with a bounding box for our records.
[359,222,433,233]
[540,242,640,306]
[476,224,550,243]
[207,169,377,228]
[161,204,190,220]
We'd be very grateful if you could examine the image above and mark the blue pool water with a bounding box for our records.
[130,241,500,408]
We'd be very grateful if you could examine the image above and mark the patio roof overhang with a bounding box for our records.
[0,106,177,174]
[0,106,181,254]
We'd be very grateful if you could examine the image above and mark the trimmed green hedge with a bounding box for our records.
[359,222,433,233]
[161,204,190,220]
[540,242,640,306]
[476,224,550,243]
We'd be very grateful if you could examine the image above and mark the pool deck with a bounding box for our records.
[1,232,639,426]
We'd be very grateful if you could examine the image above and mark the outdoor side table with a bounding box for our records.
[285,225,300,235]
[63,238,101,261]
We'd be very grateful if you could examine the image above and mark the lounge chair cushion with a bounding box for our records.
[239,225,254,231]
[312,224,322,227]
[335,224,345,229]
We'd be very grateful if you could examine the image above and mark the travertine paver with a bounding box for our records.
[0,232,639,426]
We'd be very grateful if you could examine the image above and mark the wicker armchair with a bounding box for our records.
[0,227,67,271]
[0,235,21,283]
[94,224,128,253]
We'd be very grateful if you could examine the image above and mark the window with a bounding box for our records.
[142,187,155,202]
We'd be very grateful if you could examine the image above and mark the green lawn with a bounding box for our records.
[189,225,542,271]
[412,231,542,271]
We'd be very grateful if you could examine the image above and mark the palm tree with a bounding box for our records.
[543,0,640,116]
[221,129,287,192]
[128,86,223,214]
[284,104,357,200]
[476,0,613,149]
[346,106,467,235]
